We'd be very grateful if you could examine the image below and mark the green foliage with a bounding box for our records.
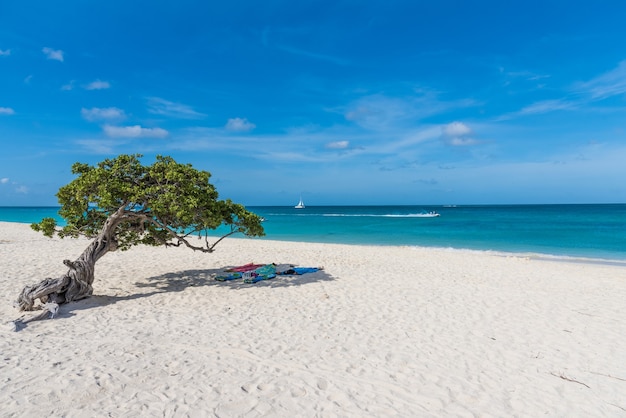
[31,154,265,251]
[30,217,57,238]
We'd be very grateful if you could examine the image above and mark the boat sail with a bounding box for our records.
[294,196,305,209]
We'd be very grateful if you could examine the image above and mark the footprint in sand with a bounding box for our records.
[290,387,306,397]
[317,378,328,390]
[257,382,271,391]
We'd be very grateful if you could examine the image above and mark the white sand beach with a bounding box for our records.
[1,220,626,417]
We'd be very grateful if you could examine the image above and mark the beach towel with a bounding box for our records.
[214,272,243,281]
[226,263,266,272]
[277,267,320,275]
[273,263,295,274]
[243,264,277,284]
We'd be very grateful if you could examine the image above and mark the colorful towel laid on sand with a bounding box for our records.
[215,263,321,283]
[214,272,243,281]
[277,267,321,275]
[215,264,277,283]
[225,263,266,272]
[243,264,277,284]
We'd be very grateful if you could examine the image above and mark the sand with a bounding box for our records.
[1,221,626,417]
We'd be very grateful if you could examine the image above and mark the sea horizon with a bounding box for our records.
[1,204,625,263]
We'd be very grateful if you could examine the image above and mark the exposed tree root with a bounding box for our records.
[12,302,60,331]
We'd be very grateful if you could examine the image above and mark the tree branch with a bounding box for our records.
[207,228,239,252]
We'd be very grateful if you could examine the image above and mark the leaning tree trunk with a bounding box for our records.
[14,211,122,328]
[15,235,113,311]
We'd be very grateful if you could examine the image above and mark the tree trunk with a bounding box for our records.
[14,210,122,325]
[15,236,110,311]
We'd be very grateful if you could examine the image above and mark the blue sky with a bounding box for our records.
[1,1,626,206]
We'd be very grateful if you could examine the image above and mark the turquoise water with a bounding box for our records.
[1,205,625,261]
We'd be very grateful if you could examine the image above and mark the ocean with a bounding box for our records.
[1,204,625,261]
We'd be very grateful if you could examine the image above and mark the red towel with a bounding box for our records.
[226,263,266,272]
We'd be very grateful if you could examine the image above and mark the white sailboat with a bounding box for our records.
[294,196,305,209]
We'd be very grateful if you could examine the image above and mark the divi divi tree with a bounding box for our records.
[15,154,265,324]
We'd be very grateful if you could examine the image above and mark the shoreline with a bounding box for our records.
[3,219,626,266]
[224,233,626,267]
[2,221,626,415]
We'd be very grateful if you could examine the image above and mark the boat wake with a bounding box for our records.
[322,213,440,218]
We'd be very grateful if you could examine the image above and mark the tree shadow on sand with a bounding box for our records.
[136,264,336,292]
[13,264,335,331]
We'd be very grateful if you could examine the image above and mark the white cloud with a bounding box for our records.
[445,137,479,146]
[42,47,64,62]
[1,178,9,184]
[103,124,168,138]
[61,80,75,91]
[0,49,10,56]
[147,97,206,119]
[326,140,350,149]
[85,80,110,90]
[15,185,28,194]
[441,121,478,146]
[443,121,471,137]
[225,117,256,132]
[0,107,15,115]
[81,107,126,122]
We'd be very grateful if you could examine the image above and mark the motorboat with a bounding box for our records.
[416,211,440,217]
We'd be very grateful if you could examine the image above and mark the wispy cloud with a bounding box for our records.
[103,124,168,138]
[344,93,475,131]
[0,49,10,56]
[504,69,550,81]
[576,60,626,99]
[496,98,580,121]
[168,126,362,163]
[42,47,64,62]
[75,139,118,154]
[441,121,478,146]
[81,107,126,122]
[225,117,256,132]
[518,99,578,115]
[369,126,441,154]
[147,97,206,119]
[61,80,75,91]
[173,122,441,165]
[0,177,27,194]
[502,61,626,120]
[345,95,412,131]
[0,107,15,115]
[326,140,350,149]
[261,27,348,65]
[85,80,110,90]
